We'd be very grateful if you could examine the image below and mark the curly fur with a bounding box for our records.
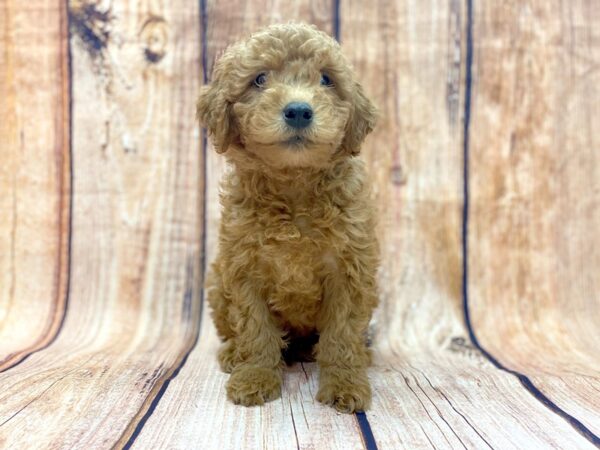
[198,23,379,413]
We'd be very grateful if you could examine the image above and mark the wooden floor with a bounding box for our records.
[1,0,599,448]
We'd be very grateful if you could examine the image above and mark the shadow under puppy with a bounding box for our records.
[198,23,379,413]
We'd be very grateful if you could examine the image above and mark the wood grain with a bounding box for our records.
[0,0,202,447]
[341,0,467,356]
[468,0,600,436]
[368,357,596,449]
[341,0,599,447]
[129,2,370,448]
[0,0,70,371]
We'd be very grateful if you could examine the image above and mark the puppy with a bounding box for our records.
[198,23,379,413]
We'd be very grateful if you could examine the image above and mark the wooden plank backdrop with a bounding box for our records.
[0,0,70,372]
[0,0,598,449]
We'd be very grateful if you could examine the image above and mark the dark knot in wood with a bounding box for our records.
[140,16,168,64]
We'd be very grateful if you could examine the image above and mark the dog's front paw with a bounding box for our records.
[227,366,282,406]
[317,368,372,413]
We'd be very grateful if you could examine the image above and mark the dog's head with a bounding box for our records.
[197,23,377,169]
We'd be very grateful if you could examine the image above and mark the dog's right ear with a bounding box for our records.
[196,81,236,154]
[340,82,378,156]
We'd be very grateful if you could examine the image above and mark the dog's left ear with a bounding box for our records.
[341,83,378,156]
[196,78,237,154]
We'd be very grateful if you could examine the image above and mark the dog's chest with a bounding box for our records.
[259,193,339,306]
[259,205,338,281]
[255,198,341,326]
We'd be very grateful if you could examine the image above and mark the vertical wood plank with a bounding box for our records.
[468,0,600,437]
[0,0,70,370]
[0,0,203,447]
[341,0,468,356]
[341,0,598,447]
[130,2,367,448]
[204,0,335,260]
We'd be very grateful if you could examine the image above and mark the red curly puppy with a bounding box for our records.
[197,23,379,413]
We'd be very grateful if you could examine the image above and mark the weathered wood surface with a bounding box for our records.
[0,0,202,447]
[0,0,70,371]
[0,0,599,448]
[342,0,599,448]
[349,0,467,356]
[468,0,600,438]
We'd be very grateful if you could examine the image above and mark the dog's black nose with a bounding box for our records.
[283,102,313,129]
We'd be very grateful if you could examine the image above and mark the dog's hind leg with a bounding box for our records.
[205,262,234,341]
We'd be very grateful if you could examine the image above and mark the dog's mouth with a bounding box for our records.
[282,135,311,148]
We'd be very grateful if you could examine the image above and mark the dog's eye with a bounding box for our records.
[254,73,267,87]
[320,73,333,86]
